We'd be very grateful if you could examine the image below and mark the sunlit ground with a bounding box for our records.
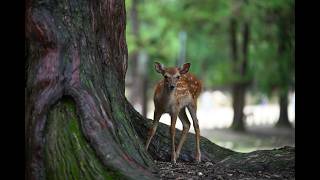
[131,90,295,153]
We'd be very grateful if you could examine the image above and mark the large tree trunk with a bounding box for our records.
[25,0,294,179]
[25,0,158,179]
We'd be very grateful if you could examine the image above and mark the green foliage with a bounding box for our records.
[125,0,294,95]
[248,0,295,95]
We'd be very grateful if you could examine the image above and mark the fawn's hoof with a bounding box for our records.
[175,152,180,158]
[195,154,201,163]
[171,157,177,164]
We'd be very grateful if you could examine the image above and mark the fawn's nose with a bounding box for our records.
[169,85,175,90]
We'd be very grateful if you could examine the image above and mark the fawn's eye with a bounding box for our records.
[176,76,180,79]
[164,75,168,79]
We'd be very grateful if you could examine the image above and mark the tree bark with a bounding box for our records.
[127,0,147,116]
[142,71,148,117]
[231,84,246,131]
[276,91,291,128]
[24,0,234,179]
[25,0,157,179]
[25,0,294,179]
[275,12,292,129]
[230,19,250,132]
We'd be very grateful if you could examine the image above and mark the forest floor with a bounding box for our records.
[154,126,295,179]
[155,160,294,180]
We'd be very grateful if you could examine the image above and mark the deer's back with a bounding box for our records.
[177,73,202,99]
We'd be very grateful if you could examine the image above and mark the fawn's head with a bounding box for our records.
[154,62,191,91]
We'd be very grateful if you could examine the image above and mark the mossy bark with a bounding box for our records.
[25,0,156,179]
[25,0,294,179]
[44,97,124,180]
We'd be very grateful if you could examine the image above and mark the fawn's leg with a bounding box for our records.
[145,110,162,151]
[176,108,191,159]
[170,112,178,163]
[187,103,201,163]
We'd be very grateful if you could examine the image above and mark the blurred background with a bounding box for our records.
[124,0,295,153]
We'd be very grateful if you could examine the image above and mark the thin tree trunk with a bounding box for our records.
[230,19,250,132]
[128,0,144,113]
[241,21,250,77]
[230,18,238,62]
[142,71,148,117]
[276,91,291,128]
[275,13,292,129]
[231,84,246,131]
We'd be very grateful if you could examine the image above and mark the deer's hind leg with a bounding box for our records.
[187,103,201,163]
[169,112,179,163]
[176,108,191,159]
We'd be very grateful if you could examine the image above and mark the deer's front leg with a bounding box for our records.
[170,112,178,163]
[145,110,162,151]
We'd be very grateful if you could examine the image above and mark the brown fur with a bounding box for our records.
[146,63,202,163]
[154,73,202,101]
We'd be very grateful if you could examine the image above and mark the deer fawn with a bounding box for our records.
[145,62,202,163]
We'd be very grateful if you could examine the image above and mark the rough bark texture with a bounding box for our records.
[25,0,294,179]
[25,0,156,179]
[218,146,294,174]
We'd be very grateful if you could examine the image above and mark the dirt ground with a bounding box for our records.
[155,160,294,180]
[154,126,295,179]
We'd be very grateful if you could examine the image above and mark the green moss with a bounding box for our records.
[44,97,125,180]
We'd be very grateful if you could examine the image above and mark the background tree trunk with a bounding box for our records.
[230,19,250,132]
[127,0,139,92]
[127,0,149,116]
[275,12,292,129]
[231,84,246,131]
[276,91,291,128]
[140,52,149,117]
[25,0,294,179]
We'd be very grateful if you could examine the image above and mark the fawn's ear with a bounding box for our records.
[179,63,191,74]
[154,62,165,74]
